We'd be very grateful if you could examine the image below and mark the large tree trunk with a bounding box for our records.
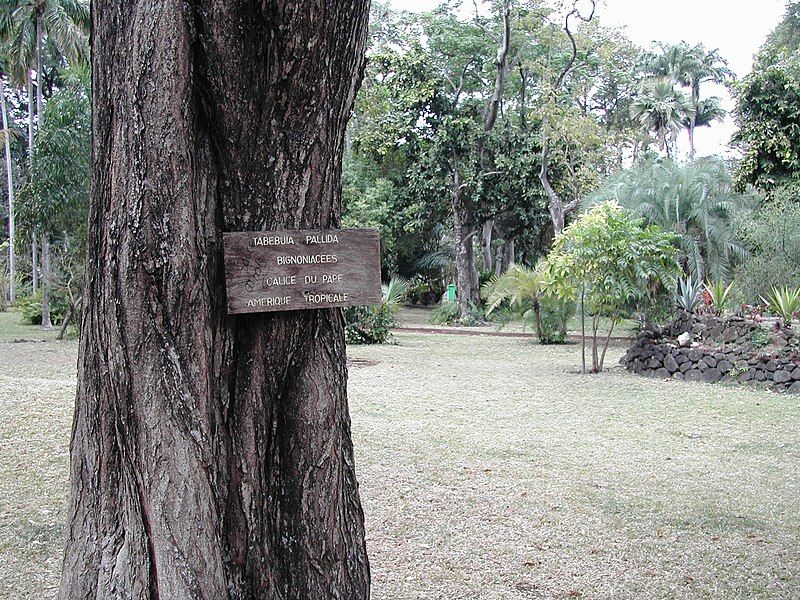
[451,157,479,315]
[1,77,15,304]
[449,0,509,317]
[59,2,371,599]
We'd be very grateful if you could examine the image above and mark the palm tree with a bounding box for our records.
[679,45,733,160]
[481,261,571,344]
[630,78,694,159]
[0,0,87,327]
[588,157,750,281]
[643,42,733,159]
[682,96,726,154]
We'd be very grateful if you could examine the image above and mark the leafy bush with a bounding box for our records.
[406,281,442,306]
[429,301,460,325]
[588,157,751,281]
[344,304,395,344]
[458,303,486,327]
[733,194,800,303]
[345,275,409,344]
[538,295,574,344]
[543,202,679,372]
[381,276,410,308]
[481,262,574,344]
[14,289,69,326]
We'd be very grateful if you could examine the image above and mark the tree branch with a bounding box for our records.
[482,0,511,135]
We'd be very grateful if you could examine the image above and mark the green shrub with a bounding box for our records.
[14,289,69,326]
[429,301,460,325]
[406,281,442,306]
[345,304,395,344]
[458,303,485,327]
[705,280,735,315]
[676,276,702,312]
[750,326,770,349]
[344,275,409,344]
[537,296,574,344]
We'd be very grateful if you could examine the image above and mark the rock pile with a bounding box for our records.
[621,313,800,395]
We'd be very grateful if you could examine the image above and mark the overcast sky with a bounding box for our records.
[387,0,788,158]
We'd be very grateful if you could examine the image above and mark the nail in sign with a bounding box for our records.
[223,228,382,314]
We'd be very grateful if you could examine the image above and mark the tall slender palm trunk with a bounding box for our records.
[1,77,15,304]
[35,13,51,329]
[27,76,37,294]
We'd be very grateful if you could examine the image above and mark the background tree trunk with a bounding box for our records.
[40,235,52,328]
[493,240,505,276]
[481,219,494,273]
[31,231,38,292]
[59,2,371,599]
[504,238,515,269]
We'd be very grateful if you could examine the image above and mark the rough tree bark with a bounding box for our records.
[59,2,371,599]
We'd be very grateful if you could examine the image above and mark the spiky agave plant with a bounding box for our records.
[760,286,800,327]
[704,280,734,315]
[676,276,702,312]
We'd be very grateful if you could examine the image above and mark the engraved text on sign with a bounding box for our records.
[223,228,382,314]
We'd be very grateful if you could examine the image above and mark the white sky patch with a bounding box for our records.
[387,0,787,159]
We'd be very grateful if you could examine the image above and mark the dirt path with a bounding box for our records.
[392,325,633,344]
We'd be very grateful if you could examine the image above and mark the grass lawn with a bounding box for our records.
[1,310,799,598]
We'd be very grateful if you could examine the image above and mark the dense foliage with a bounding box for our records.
[734,2,800,192]
[733,191,800,302]
[588,157,751,280]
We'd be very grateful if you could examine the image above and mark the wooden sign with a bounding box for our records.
[222,228,382,314]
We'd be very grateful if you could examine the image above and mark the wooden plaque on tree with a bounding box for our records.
[223,228,382,314]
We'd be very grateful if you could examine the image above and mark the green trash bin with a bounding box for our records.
[446,283,456,302]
